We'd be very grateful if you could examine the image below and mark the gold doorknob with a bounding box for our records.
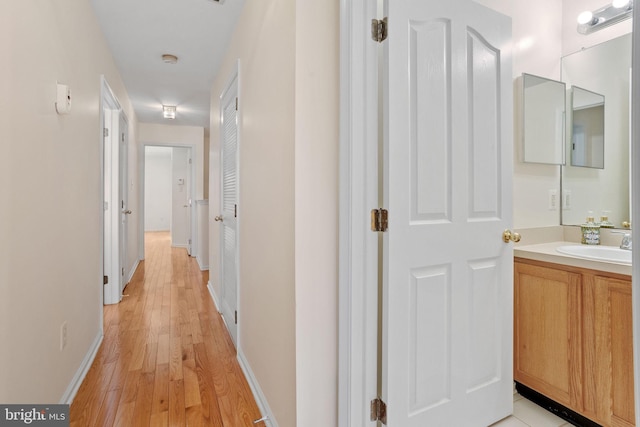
[622,221,631,229]
[503,229,521,243]
[214,215,223,222]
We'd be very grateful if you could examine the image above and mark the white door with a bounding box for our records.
[119,114,129,294]
[381,0,513,425]
[218,74,239,345]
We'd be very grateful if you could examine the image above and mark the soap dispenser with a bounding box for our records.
[599,211,615,228]
[581,212,600,245]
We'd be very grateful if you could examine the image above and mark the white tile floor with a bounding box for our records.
[490,393,573,427]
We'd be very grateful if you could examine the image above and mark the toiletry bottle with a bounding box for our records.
[599,211,614,228]
[581,212,600,245]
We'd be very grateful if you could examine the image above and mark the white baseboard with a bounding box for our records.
[60,331,103,404]
[237,350,279,427]
[207,281,221,313]
[197,256,209,271]
[127,259,140,284]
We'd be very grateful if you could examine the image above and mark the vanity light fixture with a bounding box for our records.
[577,0,633,34]
[162,105,176,119]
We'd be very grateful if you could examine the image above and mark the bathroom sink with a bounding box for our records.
[556,245,632,265]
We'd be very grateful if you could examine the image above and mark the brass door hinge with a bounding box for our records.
[371,209,388,232]
[371,18,388,43]
[103,275,108,285]
[370,397,387,424]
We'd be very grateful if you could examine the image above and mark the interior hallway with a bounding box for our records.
[69,231,261,426]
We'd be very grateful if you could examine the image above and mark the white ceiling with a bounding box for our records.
[90,0,245,128]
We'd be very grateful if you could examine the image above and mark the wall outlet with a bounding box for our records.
[60,321,68,351]
[548,189,558,210]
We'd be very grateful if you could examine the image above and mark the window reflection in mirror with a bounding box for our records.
[571,86,604,169]
[522,73,566,165]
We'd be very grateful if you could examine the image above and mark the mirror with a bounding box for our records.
[561,33,631,228]
[522,73,566,165]
[570,86,604,169]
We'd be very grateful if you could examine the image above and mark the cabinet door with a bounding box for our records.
[594,276,634,427]
[514,262,583,411]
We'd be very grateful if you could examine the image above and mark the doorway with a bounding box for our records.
[142,145,194,253]
[101,77,130,305]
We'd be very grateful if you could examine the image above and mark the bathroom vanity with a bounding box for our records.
[514,242,633,427]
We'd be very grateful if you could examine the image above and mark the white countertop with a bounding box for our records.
[514,241,632,277]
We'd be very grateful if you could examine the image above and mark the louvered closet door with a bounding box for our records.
[220,75,238,346]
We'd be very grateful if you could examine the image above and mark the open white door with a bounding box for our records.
[381,0,513,425]
[119,114,130,294]
[217,73,239,346]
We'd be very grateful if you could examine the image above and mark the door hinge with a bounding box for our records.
[235,97,238,111]
[234,204,237,218]
[234,310,238,324]
[370,398,387,424]
[103,128,109,138]
[371,209,388,232]
[103,275,108,285]
[121,267,125,277]
[371,17,388,43]
[189,158,192,164]
[121,133,125,142]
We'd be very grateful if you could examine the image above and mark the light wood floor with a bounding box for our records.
[69,231,262,427]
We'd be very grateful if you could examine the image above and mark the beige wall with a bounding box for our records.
[209,0,297,426]
[209,0,340,424]
[0,0,137,403]
[294,1,339,426]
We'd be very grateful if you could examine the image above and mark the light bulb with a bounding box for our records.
[612,0,631,8]
[577,10,595,25]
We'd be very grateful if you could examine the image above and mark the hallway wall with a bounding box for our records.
[209,1,339,426]
[209,0,297,426]
[0,0,138,403]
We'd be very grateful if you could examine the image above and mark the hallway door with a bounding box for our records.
[119,114,130,294]
[218,73,239,346]
[380,0,514,425]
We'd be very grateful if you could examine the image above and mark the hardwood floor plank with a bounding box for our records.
[69,231,261,426]
[169,379,186,426]
[151,363,170,415]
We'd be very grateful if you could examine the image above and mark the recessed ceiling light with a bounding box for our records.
[162,54,178,64]
[163,105,176,119]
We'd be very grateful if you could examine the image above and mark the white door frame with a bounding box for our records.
[139,144,196,258]
[339,2,640,426]
[630,5,640,423]
[101,76,126,305]
[338,0,380,426]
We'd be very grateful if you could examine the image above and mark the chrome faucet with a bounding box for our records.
[619,233,632,250]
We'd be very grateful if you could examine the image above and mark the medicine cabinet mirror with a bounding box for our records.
[522,73,566,165]
[570,86,604,169]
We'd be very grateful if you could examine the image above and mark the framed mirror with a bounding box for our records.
[522,73,566,165]
[570,86,604,169]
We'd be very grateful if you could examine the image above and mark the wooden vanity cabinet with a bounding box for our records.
[514,258,634,427]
